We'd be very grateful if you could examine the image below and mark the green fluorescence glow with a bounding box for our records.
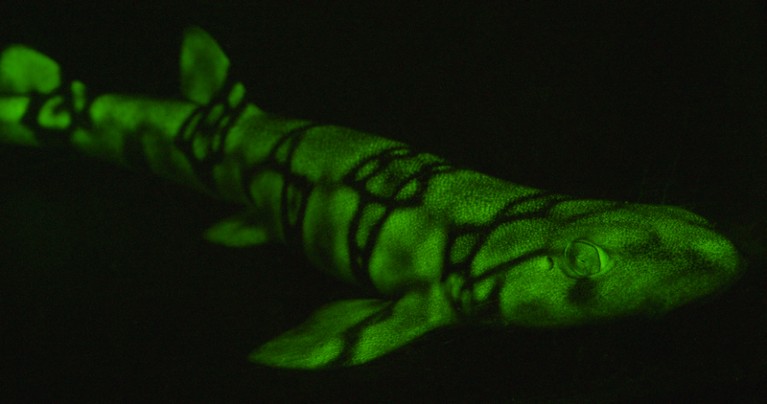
[0,45,60,93]
[180,26,231,105]
[0,26,743,369]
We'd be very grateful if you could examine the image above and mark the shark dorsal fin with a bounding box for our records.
[180,26,230,104]
[0,45,61,94]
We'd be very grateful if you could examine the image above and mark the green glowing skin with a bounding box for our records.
[0,27,742,369]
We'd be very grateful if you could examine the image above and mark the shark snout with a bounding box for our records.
[690,230,742,276]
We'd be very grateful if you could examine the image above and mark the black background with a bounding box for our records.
[1,1,765,402]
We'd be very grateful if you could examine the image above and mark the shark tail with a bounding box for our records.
[0,43,87,147]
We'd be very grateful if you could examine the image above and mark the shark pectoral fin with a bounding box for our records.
[204,209,274,247]
[0,45,61,94]
[180,26,230,104]
[250,287,456,369]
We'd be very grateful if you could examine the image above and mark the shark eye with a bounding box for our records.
[563,239,610,278]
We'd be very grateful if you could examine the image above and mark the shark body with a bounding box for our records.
[0,27,742,368]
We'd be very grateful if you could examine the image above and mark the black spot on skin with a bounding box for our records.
[567,279,596,305]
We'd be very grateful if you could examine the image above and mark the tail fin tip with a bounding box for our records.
[0,45,61,94]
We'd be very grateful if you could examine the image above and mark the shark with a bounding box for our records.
[0,27,742,369]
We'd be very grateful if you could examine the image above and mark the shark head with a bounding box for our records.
[459,199,742,327]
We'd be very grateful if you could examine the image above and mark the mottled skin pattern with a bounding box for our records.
[0,27,742,368]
